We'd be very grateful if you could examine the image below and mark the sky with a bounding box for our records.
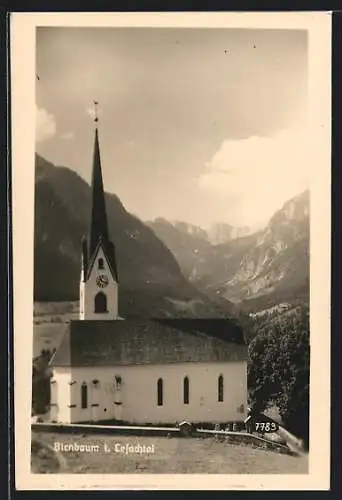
[36,27,308,230]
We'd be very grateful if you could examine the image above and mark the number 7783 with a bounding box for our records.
[254,422,279,432]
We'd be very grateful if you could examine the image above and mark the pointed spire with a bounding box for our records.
[89,123,109,258]
[85,101,119,282]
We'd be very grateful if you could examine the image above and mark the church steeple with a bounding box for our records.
[89,127,109,258]
[79,102,119,321]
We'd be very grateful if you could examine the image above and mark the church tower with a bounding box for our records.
[79,107,119,320]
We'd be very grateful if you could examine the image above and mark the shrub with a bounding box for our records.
[32,350,53,415]
[248,306,310,448]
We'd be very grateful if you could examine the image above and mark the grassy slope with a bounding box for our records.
[33,302,77,357]
[32,431,308,474]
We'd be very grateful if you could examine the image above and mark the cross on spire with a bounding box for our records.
[93,100,99,123]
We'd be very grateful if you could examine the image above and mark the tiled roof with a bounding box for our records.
[50,318,247,367]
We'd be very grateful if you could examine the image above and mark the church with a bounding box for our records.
[48,116,248,426]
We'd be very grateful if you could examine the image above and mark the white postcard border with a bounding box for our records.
[11,11,331,490]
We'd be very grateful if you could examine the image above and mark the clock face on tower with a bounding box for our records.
[96,274,109,288]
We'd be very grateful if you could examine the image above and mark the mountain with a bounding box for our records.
[146,218,218,281]
[147,219,251,248]
[170,221,209,240]
[207,223,251,245]
[34,154,234,318]
[224,191,309,311]
[147,218,257,293]
[148,191,309,313]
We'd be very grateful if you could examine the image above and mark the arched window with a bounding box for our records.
[157,378,163,406]
[98,258,104,270]
[183,376,189,404]
[94,292,107,313]
[81,382,88,409]
[218,375,224,402]
[115,375,122,391]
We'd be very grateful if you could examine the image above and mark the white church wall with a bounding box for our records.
[60,361,247,424]
[50,367,71,423]
[80,246,118,321]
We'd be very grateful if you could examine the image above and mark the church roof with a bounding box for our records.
[50,318,247,367]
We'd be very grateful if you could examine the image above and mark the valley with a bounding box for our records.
[34,153,309,323]
[148,191,309,314]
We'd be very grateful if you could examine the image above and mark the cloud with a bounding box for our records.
[60,131,74,140]
[36,106,56,143]
[199,127,314,228]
